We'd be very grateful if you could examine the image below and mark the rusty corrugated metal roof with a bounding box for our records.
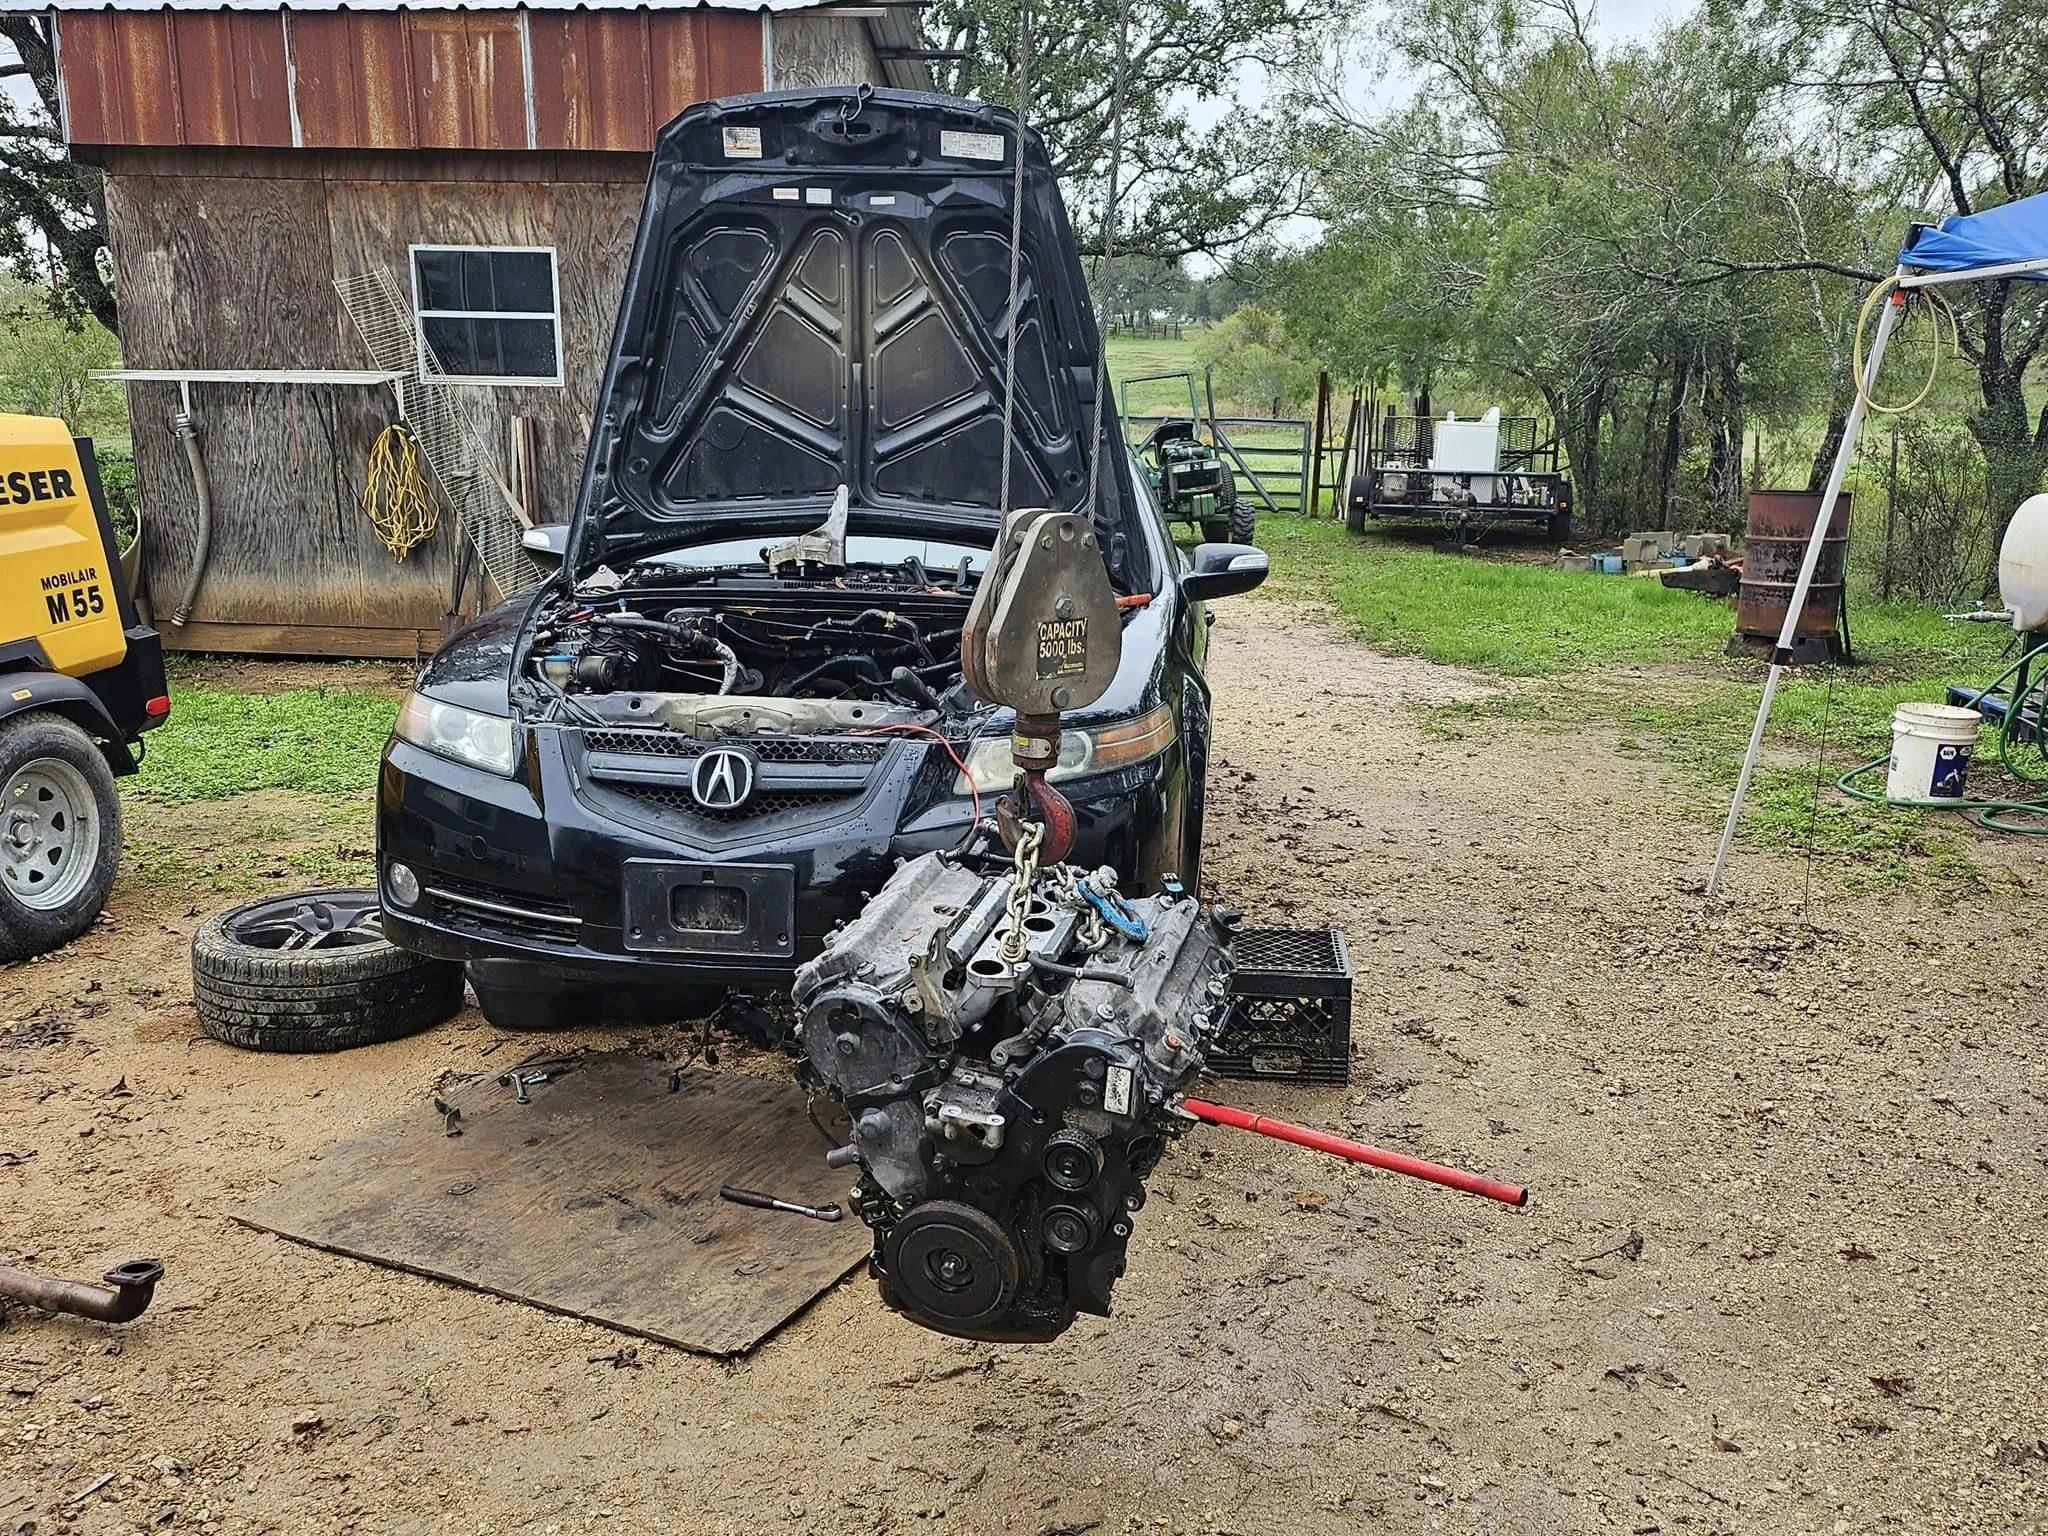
[0,1,863,11]
[49,3,778,147]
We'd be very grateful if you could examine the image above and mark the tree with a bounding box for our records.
[1267,0,1821,531]
[1745,0,2048,528]
[1194,305,1316,416]
[0,276,121,430]
[1087,252,1193,323]
[1187,269,1247,321]
[0,16,116,332]
[923,0,1332,258]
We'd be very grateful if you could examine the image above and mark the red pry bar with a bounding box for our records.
[1181,1097,1529,1207]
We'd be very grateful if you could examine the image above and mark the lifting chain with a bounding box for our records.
[997,817,1045,965]
[1047,862,1112,953]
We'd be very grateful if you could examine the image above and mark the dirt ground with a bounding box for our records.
[5,598,2048,1536]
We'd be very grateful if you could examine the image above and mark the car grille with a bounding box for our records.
[574,728,891,831]
[598,784,859,824]
[581,729,887,767]
[423,871,583,947]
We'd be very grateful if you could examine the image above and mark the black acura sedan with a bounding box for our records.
[376,88,1266,1030]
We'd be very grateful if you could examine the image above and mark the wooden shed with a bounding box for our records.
[25,0,927,656]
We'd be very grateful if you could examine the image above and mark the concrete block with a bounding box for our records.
[1556,554,1593,574]
[1622,532,1665,563]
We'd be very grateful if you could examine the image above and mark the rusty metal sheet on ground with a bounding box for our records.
[237,1056,864,1356]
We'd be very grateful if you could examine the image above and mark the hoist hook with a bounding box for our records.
[996,771,1076,864]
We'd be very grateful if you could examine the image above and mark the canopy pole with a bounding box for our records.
[1707,268,1908,898]
[1899,255,2048,288]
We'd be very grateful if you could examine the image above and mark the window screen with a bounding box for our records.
[410,246,561,384]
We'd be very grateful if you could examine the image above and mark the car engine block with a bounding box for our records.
[792,849,1238,1341]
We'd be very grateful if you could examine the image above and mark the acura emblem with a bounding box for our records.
[691,747,756,811]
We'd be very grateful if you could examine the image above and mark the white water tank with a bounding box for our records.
[2000,493,2048,631]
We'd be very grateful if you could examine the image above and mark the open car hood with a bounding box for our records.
[568,88,1136,574]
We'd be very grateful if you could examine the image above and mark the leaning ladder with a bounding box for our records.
[333,269,536,600]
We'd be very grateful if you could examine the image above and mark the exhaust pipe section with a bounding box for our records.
[0,1258,164,1324]
[169,405,212,628]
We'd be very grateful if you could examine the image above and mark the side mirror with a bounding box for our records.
[521,523,569,564]
[1181,542,1267,603]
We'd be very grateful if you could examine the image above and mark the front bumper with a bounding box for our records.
[376,721,1181,987]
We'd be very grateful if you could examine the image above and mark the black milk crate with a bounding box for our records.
[1209,926,1353,1085]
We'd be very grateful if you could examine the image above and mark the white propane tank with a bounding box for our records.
[1999,493,2048,631]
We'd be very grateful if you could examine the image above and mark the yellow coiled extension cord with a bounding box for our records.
[360,422,439,561]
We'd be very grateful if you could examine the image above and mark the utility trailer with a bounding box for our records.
[1347,408,1573,543]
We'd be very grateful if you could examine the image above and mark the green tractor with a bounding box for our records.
[1136,418,1254,543]
[1123,369,1255,544]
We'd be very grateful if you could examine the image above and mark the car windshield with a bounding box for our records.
[636,532,992,573]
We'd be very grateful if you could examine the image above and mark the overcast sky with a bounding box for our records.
[1310,0,1695,119]
[1588,0,1694,38]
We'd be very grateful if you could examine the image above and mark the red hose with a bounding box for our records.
[1181,1097,1529,1207]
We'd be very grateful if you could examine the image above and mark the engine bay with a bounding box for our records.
[523,553,983,722]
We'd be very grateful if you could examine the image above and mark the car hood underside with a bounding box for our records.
[572,88,1135,573]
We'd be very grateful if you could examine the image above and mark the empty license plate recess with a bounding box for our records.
[623,861,796,957]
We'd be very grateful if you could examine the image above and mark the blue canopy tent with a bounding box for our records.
[1708,191,2048,895]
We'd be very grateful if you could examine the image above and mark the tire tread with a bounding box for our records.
[190,889,463,1053]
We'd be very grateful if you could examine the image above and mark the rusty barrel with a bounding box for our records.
[1737,490,1851,642]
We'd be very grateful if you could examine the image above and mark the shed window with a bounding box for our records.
[410,246,562,385]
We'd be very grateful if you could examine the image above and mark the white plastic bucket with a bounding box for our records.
[1886,703,1980,801]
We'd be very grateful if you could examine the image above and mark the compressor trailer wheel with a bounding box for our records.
[0,713,122,963]
[192,889,464,1052]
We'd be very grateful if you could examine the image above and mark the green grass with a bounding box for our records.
[124,830,375,895]
[134,684,398,801]
[1257,518,1734,673]
[1254,515,2024,886]
[1105,328,1287,424]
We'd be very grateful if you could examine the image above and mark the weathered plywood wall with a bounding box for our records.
[105,150,646,654]
[770,16,882,91]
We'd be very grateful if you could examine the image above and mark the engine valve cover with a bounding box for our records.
[794,850,1237,1341]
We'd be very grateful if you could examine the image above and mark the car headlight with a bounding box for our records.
[395,691,517,777]
[954,705,1175,796]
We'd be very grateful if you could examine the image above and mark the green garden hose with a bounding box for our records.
[1836,646,2048,834]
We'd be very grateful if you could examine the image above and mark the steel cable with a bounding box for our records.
[996,0,1033,518]
[1083,0,1134,525]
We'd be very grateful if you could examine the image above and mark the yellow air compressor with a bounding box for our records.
[0,415,170,959]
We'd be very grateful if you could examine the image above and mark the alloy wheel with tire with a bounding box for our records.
[192,888,464,1052]
[0,711,122,963]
